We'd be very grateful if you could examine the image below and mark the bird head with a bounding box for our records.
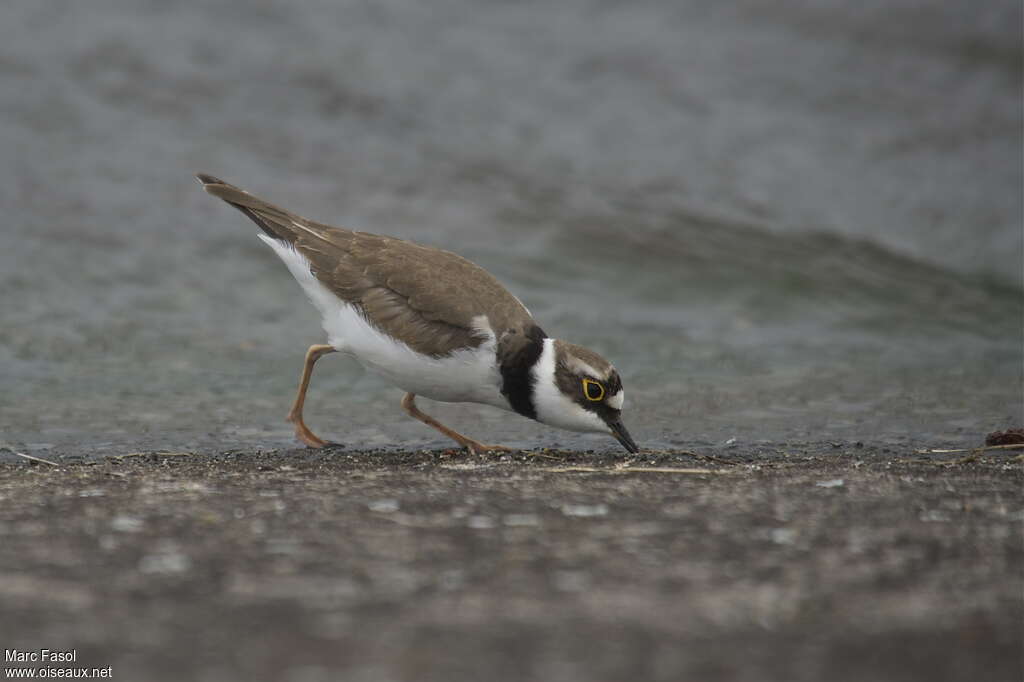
[531,339,639,453]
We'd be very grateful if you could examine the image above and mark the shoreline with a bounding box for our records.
[1,442,1020,681]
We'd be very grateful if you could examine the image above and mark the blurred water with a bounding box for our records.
[1,0,1021,453]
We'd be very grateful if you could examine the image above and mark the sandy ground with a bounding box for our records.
[0,442,1020,682]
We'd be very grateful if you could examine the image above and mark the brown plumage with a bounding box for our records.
[197,174,535,359]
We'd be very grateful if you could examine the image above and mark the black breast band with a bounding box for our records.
[499,325,547,420]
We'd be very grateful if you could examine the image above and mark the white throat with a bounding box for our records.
[530,338,607,433]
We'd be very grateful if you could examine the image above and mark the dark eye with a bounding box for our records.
[582,378,605,401]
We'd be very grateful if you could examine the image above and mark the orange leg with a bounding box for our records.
[285,344,337,448]
[401,393,512,455]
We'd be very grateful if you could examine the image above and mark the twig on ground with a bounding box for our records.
[949,450,983,466]
[920,443,1024,466]
[641,449,737,465]
[917,444,1024,455]
[523,450,562,460]
[1,445,59,467]
[110,451,195,460]
[687,451,737,465]
[541,465,731,475]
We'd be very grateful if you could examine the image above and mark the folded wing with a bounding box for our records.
[197,174,535,357]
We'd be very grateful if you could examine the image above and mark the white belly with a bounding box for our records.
[260,235,510,409]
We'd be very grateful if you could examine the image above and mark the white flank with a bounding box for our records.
[259,235,509,409]
[531,338,607,433]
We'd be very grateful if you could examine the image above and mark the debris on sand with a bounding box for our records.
[985,428,1024,446]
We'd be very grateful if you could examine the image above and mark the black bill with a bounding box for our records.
[607,417,640,453]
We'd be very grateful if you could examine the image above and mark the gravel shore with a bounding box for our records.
[1,443,1020,681]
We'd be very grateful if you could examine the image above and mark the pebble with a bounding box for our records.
[561,503,609,518]
[110,515,143,532]
[368,499,400,513]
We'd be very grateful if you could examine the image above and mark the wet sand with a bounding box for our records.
[1,443,1020,682]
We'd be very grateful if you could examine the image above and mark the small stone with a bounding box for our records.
[138,551,191,574]
[771,528,797,545]
[503,514,540,527]
[368,499,399,513]
[468,515,495,529]
[561,503,609,518]
[110,515,143,532]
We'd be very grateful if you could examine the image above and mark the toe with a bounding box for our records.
[295,428,328,449]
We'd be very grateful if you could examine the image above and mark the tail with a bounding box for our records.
[195,173,307,244]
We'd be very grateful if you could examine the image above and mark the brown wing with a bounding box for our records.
[197,174,535,357]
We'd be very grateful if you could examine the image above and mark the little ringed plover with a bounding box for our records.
[196,174,639,454]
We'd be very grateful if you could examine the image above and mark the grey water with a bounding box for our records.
[1,0,1021,455]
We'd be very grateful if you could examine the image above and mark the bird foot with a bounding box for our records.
[286,413,330,449]
[462,441,514,456]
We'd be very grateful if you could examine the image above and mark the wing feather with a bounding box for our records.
[198,174,534,357]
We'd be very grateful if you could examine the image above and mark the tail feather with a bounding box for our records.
[195,173,302,243]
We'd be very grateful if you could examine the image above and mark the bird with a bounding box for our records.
[195,174,639,454]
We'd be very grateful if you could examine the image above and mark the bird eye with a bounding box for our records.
[582,378,605,401]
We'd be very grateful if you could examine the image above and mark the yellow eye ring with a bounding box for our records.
[582,378,605,402]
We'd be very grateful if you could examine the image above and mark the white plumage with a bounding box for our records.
[530,338,608,433]
[259,235,511,410]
